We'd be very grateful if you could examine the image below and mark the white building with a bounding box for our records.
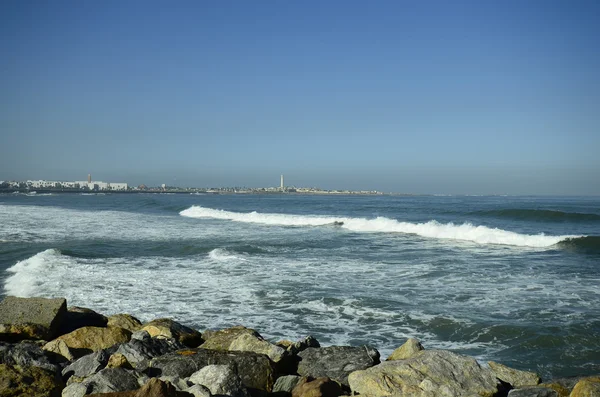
[109,183,128,191]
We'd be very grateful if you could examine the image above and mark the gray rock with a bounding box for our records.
[60,306,108,335]
[0,341,61,373]
[0,296,67,341]
[61,367,147,397]
[188,364,248,397]
[62,350,109,379]
[159,375,191,391]
[115,334,185,369]
[131,330,152,341]
[147,348,275,393]
[348,349,501,397]
[508,387,559,397]
[273,375,302,393]
[488,361,541,388]
[185,384,212,397]
[297,345,380,387]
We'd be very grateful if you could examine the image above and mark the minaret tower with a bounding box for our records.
[280,174,284,191]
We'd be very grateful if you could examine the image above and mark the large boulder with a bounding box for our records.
[43,339,76,361]
[56,326,131,357]
[276,336,320,355]
[115,331,185,369]
[273,375,302,394]
[188,364,248,397]
[86,377,194,397]
[570,377,600,397]
[0,296,67,341]
[147,348,275,393]
[62,350,109,379]
[347,349,502,397]
[387,338,424,361]
[488,361,541,388]
[59,306,108,335]
[142,319,203,348]
[108,314,143,332]
[0,363,64,397]
[0,341,61,373]
[297,345,380,387]
[61,367,147,397]
[291,377,345,397]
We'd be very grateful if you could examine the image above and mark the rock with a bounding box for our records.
[347,349,501,397]
[43,339,76,361]
[108,314,143,332]
[387,338,424,361]
[291,377,345,397]
[570,377,600,397]
[188,364,248,397]
[142,319,203,348]
[115,333,185,369]
[108,353,133,369]
[147,348,275,393]
[276,336,320,355]
[0,296,67,341]
[86,377,194,396]
[132,330,152,340]
[56,326,131,357]
[60,306,108,335]
[229,332,288,363]
[0,341,61,373]
[539,377,581,396]
[62,350,109,379]
[297,345,380,387]
[0,363,64,397]
[184,384,212,397]
[508,387,559,397]
[61,367,147,397]
[488,361,541,389]
[158,375,190,391]
[273,375,302,393]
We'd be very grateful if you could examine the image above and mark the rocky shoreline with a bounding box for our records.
[0,296,598,397]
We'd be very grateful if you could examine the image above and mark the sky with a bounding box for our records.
[1,0,599,195]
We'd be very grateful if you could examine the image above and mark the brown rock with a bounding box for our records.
[387,338,424,361]
[56,326,131,357]
[488,361,541,388]
[42,339,76,361]
[569,377,600,397]
[107,314,143,332]
[87,378,193,396]
[0,363,64,397]
[107,353,133,369]
[142,319,202,347]
[0,296,67,341]
[291,377,345,397]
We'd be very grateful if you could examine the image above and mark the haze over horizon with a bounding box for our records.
[1,1,599,195]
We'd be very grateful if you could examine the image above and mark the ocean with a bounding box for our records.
[1,192,599,380]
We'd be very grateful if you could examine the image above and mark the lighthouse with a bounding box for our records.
[280,175,284,191]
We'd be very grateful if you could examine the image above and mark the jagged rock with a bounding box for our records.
[184,384,212,397]
[348,349,502,397]
[158,375,190,391]
[0,363,64,397]
[115,333,185,369]
[297,345,380,387]
[142,319,203,348]
[43,339,75,361]
[539,377,581,396]
[62,350,109,379]
[291,377,345,397]
[132,330,152,340]
[229,333,288,363]
[273,375,302,393]
[0,296,67,341]
[107,314,143,332]
[85,377,194,396]
[56,326,131,357]
[147,348,275,392]
[508,387,559,396]
[60,306,108,335]
[108,353,133,369]
[0,341,61,373]
[488,361,541,388]
[188,364,248,397]
[61,367,147,397]
[570,377,600,397]
[276,336,320,355]
[387,338,424,361]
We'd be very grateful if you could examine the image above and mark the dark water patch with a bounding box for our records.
[475,209,600,222]
[556,236,600,254]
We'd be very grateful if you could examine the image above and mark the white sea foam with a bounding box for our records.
[208,248,246,262]
[180,206,580,248]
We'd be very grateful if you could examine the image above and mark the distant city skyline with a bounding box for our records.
[1,1,599,195]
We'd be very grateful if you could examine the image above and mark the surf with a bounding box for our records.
[180,206,582,248]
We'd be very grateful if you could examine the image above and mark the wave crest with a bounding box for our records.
[180,206,581,248]
[475,209,600,222]
[4,249,63,297]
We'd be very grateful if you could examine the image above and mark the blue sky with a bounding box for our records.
[1,1,598,194]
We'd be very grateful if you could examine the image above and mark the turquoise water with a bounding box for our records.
[1,193,599,379]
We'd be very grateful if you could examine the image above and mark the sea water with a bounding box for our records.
[1,193,598,379]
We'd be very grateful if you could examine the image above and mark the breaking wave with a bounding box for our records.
[475,209,600,222]
[555,236,600,254]
[180,206,581,248]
